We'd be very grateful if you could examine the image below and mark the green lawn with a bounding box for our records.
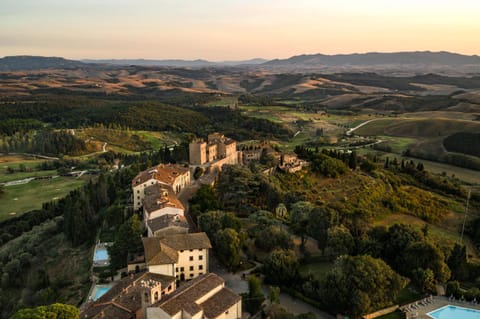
[377,311,404,319]
[0,169,57,183]
[299,261,333,281]
[0,177,86,221]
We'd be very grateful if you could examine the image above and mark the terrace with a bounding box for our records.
[400,296,480,319]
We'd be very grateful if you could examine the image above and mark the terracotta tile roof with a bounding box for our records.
[143,184,185,213]
[201,287,242,319]
[143,237,179,265]
[159,232,212,251]
[132,164,189,187]
[81,272,175,319]
[147,214,189,234]
[143,233,211,266]
[155,273,225,317]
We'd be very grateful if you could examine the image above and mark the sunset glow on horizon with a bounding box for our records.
[1,0,479,60]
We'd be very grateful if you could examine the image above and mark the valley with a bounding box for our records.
[1,56,480,319]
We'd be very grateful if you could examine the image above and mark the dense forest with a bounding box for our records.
[0,97,292,142]
[444,132,480,157]
[189,148,480,318]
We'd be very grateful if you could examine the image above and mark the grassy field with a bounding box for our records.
[367,151,480,185]
[0,155,57,183]
[355,117,480,137]
[0,176,86,221]
[76,127,183,153]
[299,261,333,281]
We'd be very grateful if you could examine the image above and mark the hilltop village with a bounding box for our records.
[80,133,306,319]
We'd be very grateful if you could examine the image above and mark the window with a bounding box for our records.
[180,250,184,253]
[180,267,184,272]
[198,249,203,251]
[199,265,203,270]
[190,274,194,277]
[189,256,193,261]
[175,267,178,272]
[154,292,159,301]
[137,190,140,194]
[189,266,194,271]
[199,272,203,276]
[199,255,203,260]
[225,311,229,315]
[168,285,172,291]
[189,249,193,252]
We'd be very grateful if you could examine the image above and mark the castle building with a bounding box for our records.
[189,133,240,170]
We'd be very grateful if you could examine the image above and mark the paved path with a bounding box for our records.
[346,119,378,136]
[210,256,334,319]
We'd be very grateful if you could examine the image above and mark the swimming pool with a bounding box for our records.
[91,284,113,301]
[93,286,111,301]
[94,248,108,262]
[428,305,480,319]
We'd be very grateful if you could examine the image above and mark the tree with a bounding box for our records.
[325,225,354,260]
[255,225,293,252]
[412,268,436,293]
[447,244,468,281]
[214,228,242,270]
[321,255,407,318]
[198,211,241,241]
[108,214,143,270]
[446,281,461,298]
[307,207,334,252]
[10,303,79,319]
[244,275,265,314]
[289,201,314,248]
[263,249,299,286]
[269,286,280,304]
[189,184,220,218]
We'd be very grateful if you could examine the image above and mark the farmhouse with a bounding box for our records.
[147,273,242,319]
[132,164,190,210]
[143,233,211,281]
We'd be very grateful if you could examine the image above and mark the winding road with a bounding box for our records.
[346,119,378,136]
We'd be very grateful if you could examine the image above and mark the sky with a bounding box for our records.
[1,0,479,60]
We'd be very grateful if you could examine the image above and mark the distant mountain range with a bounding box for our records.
[0,52,479,73]
[82,58,267,67]
[0,55,88,71]
[263,51,480,67]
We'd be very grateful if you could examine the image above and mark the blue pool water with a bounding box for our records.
[94,248,108,261]
[428,305,480,319]
[93,286,111,301]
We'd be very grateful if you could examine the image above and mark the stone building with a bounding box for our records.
[189,133,239,170]
[132,164,190,211]
[147,273,242,319]
[143,233,212,281]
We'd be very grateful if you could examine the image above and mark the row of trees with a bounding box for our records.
[1,129,87,156]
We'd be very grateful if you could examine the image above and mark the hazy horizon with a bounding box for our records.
[1,0,479,60]
[2,50,480,63]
